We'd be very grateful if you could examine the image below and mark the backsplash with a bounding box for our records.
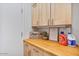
[49,28,58,41]
[32,27,72,41]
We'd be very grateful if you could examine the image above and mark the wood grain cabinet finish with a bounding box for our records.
[53,3,67,25]
[66,3,72,25]
[32,3,39,26]
[39,3,50,26]
[32,3,72,26]
[24,43,55,56]
[52,3,72,25]
[30,45,44,56]
[32,3,50,26]
[24,43,31,56]
[50,3,55,26]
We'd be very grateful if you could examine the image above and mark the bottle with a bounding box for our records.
[67,33,76,47]
[59,31,68,46]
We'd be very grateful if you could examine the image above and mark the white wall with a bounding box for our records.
[72,3,79,44]
[0,3,23,56]
[0,4,2,51]
[22,3,32,39]
[0,3,32,56]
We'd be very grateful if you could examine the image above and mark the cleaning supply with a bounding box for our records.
[59,31,68,46]
[67,33,76,47]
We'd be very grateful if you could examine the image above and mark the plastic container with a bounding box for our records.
[67,33,76,47]
[59,32,68,46]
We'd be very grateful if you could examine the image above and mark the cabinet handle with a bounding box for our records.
[37,20,39,25]
[48,19,49,26]
[50,19,52,26]
[49,19,52,26]
[52,19,53,25]
[33,48,39,53]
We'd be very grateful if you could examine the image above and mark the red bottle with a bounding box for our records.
[59,32,68,46]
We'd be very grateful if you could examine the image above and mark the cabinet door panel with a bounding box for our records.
[24,44,28,56]
[43,52,56,56]
[24,43,31,56]
[39,3,50,26]
[37,3,41,26]
[30,45,43,56]
[50,3,55,26]
[54,3,67,25]
[32,3,39,26]
[66,3,72,25]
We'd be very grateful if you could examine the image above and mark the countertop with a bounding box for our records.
[23,39,79,56]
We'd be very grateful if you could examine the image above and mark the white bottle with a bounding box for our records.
[67,33,76,47]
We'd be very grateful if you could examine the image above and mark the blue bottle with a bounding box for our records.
[67,33,76,47]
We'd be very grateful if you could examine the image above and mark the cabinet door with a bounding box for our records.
[32,3,39,26]
[53,3,67,25]
[66,3,72,25]
[43,51,56,56]
[50,3,55,26]
[31,48,40,56]
[31,45,43,56]
[24,43,28,56]
[39,3,50,26]
[24,43,31,56]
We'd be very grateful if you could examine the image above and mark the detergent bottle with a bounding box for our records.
[59,31,68,46]
[67,33,76,47]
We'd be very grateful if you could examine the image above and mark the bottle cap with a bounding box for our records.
[68,32,71,34]
[61,32,64,34]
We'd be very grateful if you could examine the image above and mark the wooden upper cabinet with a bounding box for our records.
[32,3,39,26]
[66,3,72,25]
[50,3,55,26]
[32,3,50,26]
[37,3,42,26]
[52,3,72,26]
[39,3,50,26]
[32,3,72,27]
[53,3,67,25]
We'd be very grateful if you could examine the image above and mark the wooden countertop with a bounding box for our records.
[23,39,79,56]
